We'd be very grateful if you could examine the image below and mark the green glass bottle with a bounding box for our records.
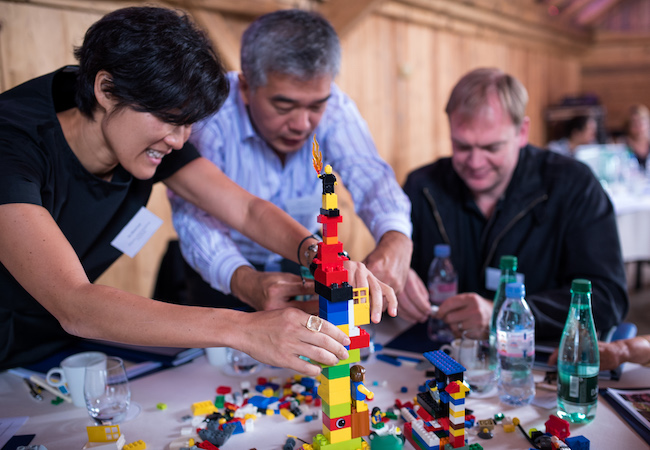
[489,256,518,350]
[557,279,600,423]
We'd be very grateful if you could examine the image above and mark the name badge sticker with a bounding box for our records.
[110,207,163,258]
[485,267,525,291]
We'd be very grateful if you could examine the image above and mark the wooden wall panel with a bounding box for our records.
[0,0,584,294]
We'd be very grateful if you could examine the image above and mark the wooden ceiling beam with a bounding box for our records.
[575,0,626,26]
[558,0,593,22]
[317,0,386,37]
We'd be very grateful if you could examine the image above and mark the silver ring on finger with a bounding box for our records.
[306,315,323,333]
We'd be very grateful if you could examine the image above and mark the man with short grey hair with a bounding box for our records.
[398,67,628,343]
[171,9,412,313]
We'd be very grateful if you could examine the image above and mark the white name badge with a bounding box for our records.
[485,266,525,291]
[110,207,163,258]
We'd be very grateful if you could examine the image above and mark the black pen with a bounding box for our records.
[24,378,44,402]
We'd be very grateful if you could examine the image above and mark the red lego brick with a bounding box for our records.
[216,386,231,394]
[322,412,351,430]
[349,329,370,350]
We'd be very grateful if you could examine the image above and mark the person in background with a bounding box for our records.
[548,335,650,371]
[547,114,598,157]
[171,9,412,313]
[397,67,628,343]
[622,104,650,171]
[0,6,396,375]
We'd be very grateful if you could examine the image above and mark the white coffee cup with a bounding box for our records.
[46,351,106,407]
[439,338,462,361]
[205,347,227,367]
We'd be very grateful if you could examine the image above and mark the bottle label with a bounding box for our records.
[558,373,598,404]
[496,330,535,358]
[429,281,458,305]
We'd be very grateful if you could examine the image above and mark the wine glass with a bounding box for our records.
[84,356,131,424]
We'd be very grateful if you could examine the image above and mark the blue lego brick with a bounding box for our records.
[247,395,278,408]
[319,308,348,325]
[565,435,590,450]
[423,350,466,376]
[411,426,440,450]
[449,396,465,406]
[319,296,348,313]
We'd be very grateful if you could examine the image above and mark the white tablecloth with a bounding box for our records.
[0,318,648,450]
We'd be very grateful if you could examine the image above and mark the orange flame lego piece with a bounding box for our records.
[312,135,322,175]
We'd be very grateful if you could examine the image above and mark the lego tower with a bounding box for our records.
[311,137,372,450]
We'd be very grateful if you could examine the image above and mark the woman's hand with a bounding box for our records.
[237,307,350,376]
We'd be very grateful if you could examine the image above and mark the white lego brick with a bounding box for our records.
[450,414,465,426]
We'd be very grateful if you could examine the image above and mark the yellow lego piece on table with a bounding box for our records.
[192,400,218,416]
[87,425,121,442]
[123,440,147,450]
[281,408,296,420]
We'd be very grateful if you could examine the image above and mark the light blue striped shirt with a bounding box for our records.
[170,72,412,294]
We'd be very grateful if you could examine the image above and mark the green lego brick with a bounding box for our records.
[318,349,360,368]
[313,434,363,450]
[321,399,351,418]
[322,364,350,379]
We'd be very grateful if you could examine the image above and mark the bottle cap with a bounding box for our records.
[505,282,525,298]
[571,279,592,294]
[434,244,451,258]
[499,255,517,271]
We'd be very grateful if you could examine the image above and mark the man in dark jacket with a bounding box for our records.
[398,67,628,342]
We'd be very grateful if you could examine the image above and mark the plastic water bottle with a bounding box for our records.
[489,256,518,351]
[496,282,535,406]
[557,279,599,423]
[427,244,457,342]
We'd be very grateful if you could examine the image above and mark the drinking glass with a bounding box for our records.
[459,329,497,394]
[223,348,262,376]
[84,356,131,424]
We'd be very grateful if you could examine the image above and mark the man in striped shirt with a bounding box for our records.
[170,9,412,313]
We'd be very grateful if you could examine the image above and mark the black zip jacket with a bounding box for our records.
[404,144,628,342]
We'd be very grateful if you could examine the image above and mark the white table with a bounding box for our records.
[611,188,650,264]
[1,318,649,450]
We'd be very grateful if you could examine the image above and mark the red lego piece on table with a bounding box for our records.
[197,441,219,450]
[546,415,570,441]
[216,386,231,394]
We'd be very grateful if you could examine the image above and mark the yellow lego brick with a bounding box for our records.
[448,427,465,437]
[123,440,147,450]
[318,383,351,405]
[324,235,338,245]
[82,435,125,449]
[352,288,370,326]
[449,408,465,418]
[87,425,121,442]
[322,193,338,210]
[191,400,218,416]
[281,409,296,421]
[323,425,352,444]
[336,324,349,335]
[449,391,467,400]
[320,376,349,393]
[263,387,274,397]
